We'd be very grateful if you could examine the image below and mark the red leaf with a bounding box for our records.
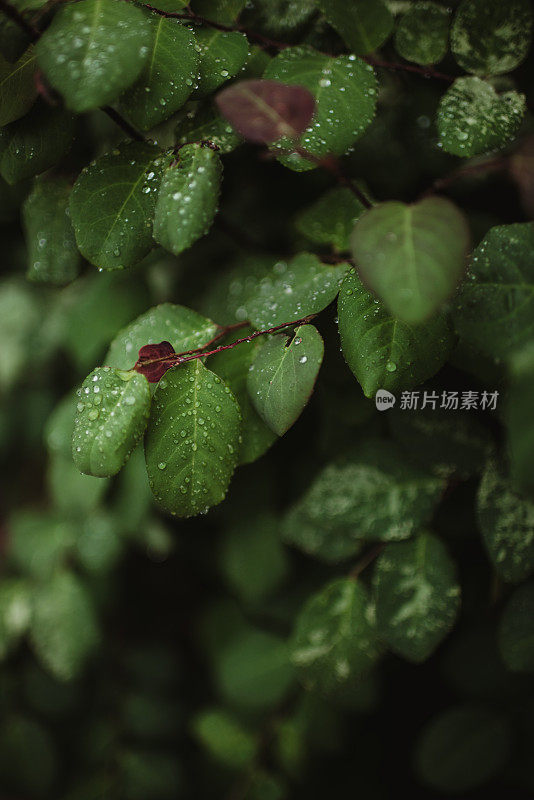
[134,341,176,383]
[216,79,316,144]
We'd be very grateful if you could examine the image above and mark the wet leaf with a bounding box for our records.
[134,340,176,383]
[247,324,324,436]
[36,0,152,112]
[193,27,249,97]
[216,79,315,144]
[0,48,37,127]
[317,0,394,55]
[153,143,222,256]
[437,77,525,158]
[118,14,199,130]
[295,187,365,253]
[22,178,80,286]
[373,532,461,663]
[69,141,168,270]
[395,2,450,65]
[144,360,241,517]
[290,578,381,696]
[72,367,151,478]
[351,197,470,324]
[337,269,453,398]
[175,100,241,154]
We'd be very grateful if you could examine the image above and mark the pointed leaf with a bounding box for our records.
[290,578,381,695]
[22,177,81,286]
[395,2,450,65]
[193,28,249,97]
[247,324,324,436]
[282,504,364,563]
[317,0,393,55]
[118,15,199,130]
[477,458,534,584]
[30,570,100,681]
[145,360,241,517]
[338,268,453,398]
[453,223,534,359]
[69,142,167,270]
[264,47,377,171]
[373,533,461,663]
[247,253,349,328]
[216,79,315,144]
[351,197,471,324]
[0,47,37,127]
[451,0,534,76]
[153,143,222,256]
[72,367,151,478]
[36,0,151,112]
[105,303,217,370]
[295,187,365,253]
[437,77,525,158]
[0,103,75,184]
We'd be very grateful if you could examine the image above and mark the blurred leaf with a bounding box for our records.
[451,0,533,76]
[414,705,511,792]
[373,532,461,663]
[338,268,453,398]
[351,198,470,324]
[145,360,241,517]
[395,2,450,65]
[30,570,100,681]
[290,578,380,695]
[317,0,393,55]
[192,707,257,768]
[247,324,324,436]
[437,77,525,158]
[0,47,36,126]
[118,749,183,800]
[36,0,151,112]
[282,503,364,563]
[0,578,32,658]
[506,341,534,493]
[499,581,534,672]
[9,510,76,579]
[295,187,365,253]
[0,715,57,797]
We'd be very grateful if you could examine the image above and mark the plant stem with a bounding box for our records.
[423,155,507,197]
[349,544,385,580]
[363,56,454,84]
[101,105,147,142]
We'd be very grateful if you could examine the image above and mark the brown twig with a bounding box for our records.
[349,544,386,580]
[423,155,508,197]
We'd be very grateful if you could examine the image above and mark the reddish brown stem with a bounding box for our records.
[423,155,507,197]
[349,544,386,580]
[363,56,454,84]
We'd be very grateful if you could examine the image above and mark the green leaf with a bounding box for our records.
[437,77,525,158]
[215,629,294,711]
[72,367,151,478]
[506,341,534,493]
[175,100,241,154]
[263,47,377,171]
[351,197,470,324]
[219,513,289,604]
[395,2,450,65]
[199,254,277,326]
[282,504,364,563]
[9,510,76,579]
[414,705,512,793]
[0,47,37,127]
[69,141,168,271]
[144,360,241,517]
[118,15,199,130]
[153,143,223,256]
[317,0,394,55]
[373,533,461,663]
[247,253,349,328]
[30,570,100,681]
[0,103,75,184]
[192,708,257,769]
[209,332,277,464]
[0,716,57,798]
[295,187,365,253]
[294,439,446,542]
[451,0,534,76]
[290,578,381,695]
[22,178,81,286]
[453,223,534,360]
[337,268,453,398]
[477,458,534,584]
[75,511,123,573]
[48,453,109,517]
[105,303,217,370]
[194,27,249,97]
[0,579,32,659]
[246,0,315,35]
[192,0,246,24]
[499,581,534,672]
[247,324,324,436]
[36,0,152,112]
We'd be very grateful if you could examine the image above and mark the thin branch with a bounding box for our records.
[0,0,39,41]
[349,544,385,580]
[363,56,455,84]
[101,105,147,142]
[423,155,507,197]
